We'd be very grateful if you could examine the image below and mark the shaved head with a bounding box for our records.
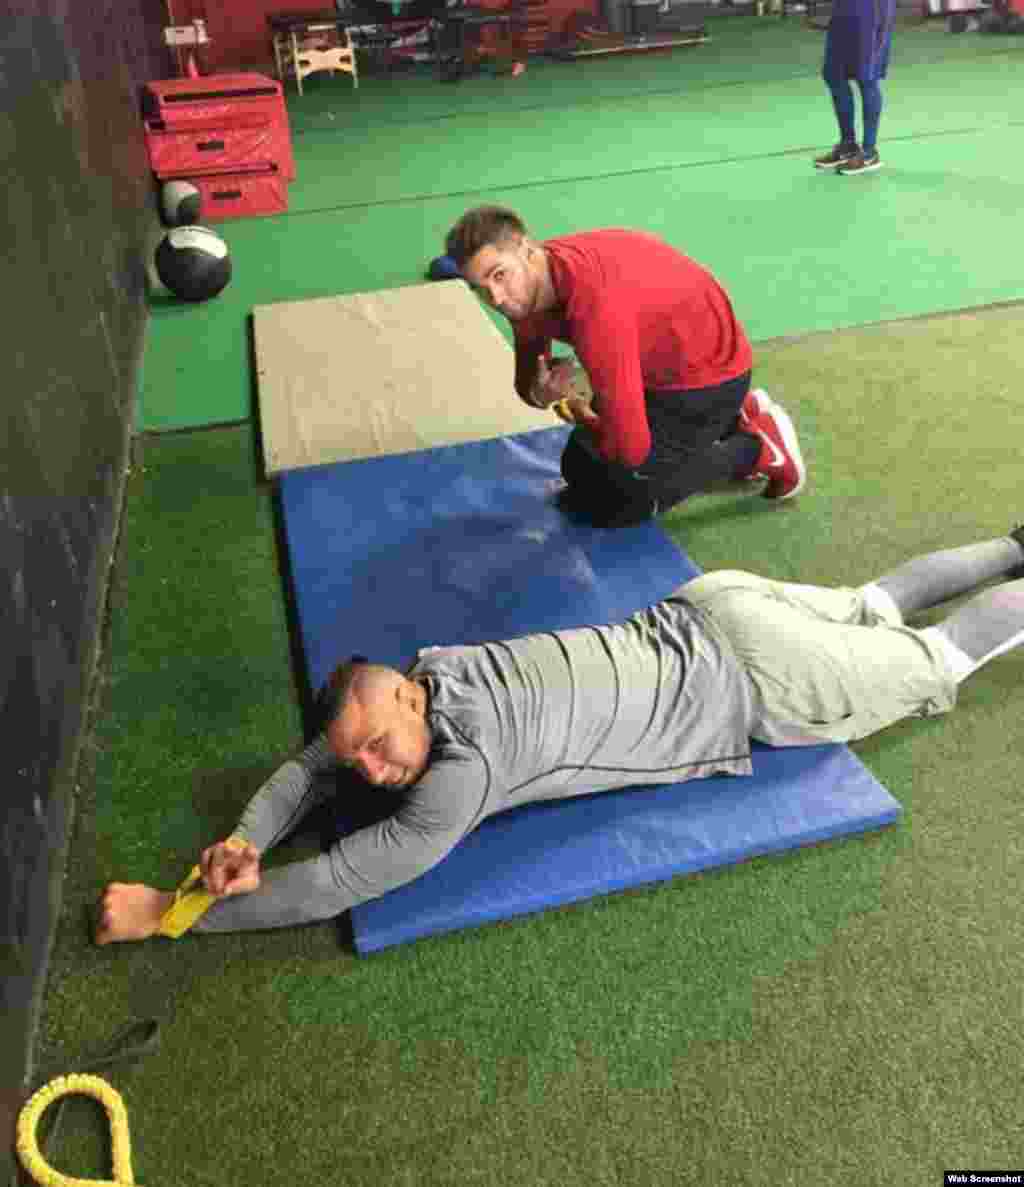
[315,659,395,731]
[318,659,432,788]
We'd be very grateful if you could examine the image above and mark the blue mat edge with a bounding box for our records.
[356,809,900,955]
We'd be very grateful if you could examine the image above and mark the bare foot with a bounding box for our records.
[95,883,174,945]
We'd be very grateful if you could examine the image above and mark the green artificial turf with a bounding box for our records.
[282,56,1024,212]
[34,304,1024,1187]
[139,24,1024,431]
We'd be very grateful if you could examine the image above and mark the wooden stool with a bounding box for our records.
[271,19,358,94]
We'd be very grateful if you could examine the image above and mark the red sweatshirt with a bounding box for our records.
[513,229,752,468]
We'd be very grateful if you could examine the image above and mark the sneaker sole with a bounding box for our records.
[761,401,806,500]
[814,159,855,170]
[839,160,882,175]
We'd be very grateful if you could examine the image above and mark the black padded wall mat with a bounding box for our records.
[1,0,171,1168]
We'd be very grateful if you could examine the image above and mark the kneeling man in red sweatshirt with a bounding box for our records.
[446,206,805,529]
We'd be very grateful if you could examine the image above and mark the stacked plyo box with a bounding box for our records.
[142,73,295,221]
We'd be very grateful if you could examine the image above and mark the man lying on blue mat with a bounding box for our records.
[96,529,1024,944]
[446,205,806,528]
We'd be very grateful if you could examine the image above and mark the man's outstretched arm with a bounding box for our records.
[94,827,396,942]
[194,762,487,932]
[96,811,467,941]
[95,750,490,941]
[94,735,338,944]
[95,838,263,944]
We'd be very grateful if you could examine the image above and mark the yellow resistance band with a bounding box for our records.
[552,398,574,424]
[156,835,248,938]
[17,1074,134,1187]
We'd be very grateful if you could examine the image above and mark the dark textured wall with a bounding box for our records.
[0,0,171,1170]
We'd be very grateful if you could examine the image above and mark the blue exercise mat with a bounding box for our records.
[278,427,902,955]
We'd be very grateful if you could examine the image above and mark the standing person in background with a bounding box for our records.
[814,0,898,175]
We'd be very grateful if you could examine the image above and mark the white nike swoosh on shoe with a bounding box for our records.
[762,435,786,470]
[764,403,806,497]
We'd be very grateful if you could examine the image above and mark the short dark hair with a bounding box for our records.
[445,205,527,270]
[313,655,369,733]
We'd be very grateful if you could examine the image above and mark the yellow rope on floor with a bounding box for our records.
[16,1074,135,1187]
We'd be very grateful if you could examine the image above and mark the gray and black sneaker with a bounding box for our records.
[814,141,860,170]
[838,149,882,175]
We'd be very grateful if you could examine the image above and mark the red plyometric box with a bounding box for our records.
[190,169,289,221]
[146,122,295,181]
[142,73,284,128]
[143,73,295,181]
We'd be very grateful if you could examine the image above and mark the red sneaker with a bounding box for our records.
[747,399,806,500]
[737,388,771,482]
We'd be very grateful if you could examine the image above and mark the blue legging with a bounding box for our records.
[825,77,883,154]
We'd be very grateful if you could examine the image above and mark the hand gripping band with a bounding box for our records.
[156,836,248,938]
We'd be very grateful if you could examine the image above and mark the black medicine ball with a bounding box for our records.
[155,225,232,302]
[161,180,202,226]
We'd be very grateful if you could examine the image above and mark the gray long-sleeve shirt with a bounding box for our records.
[196,592,754,933]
